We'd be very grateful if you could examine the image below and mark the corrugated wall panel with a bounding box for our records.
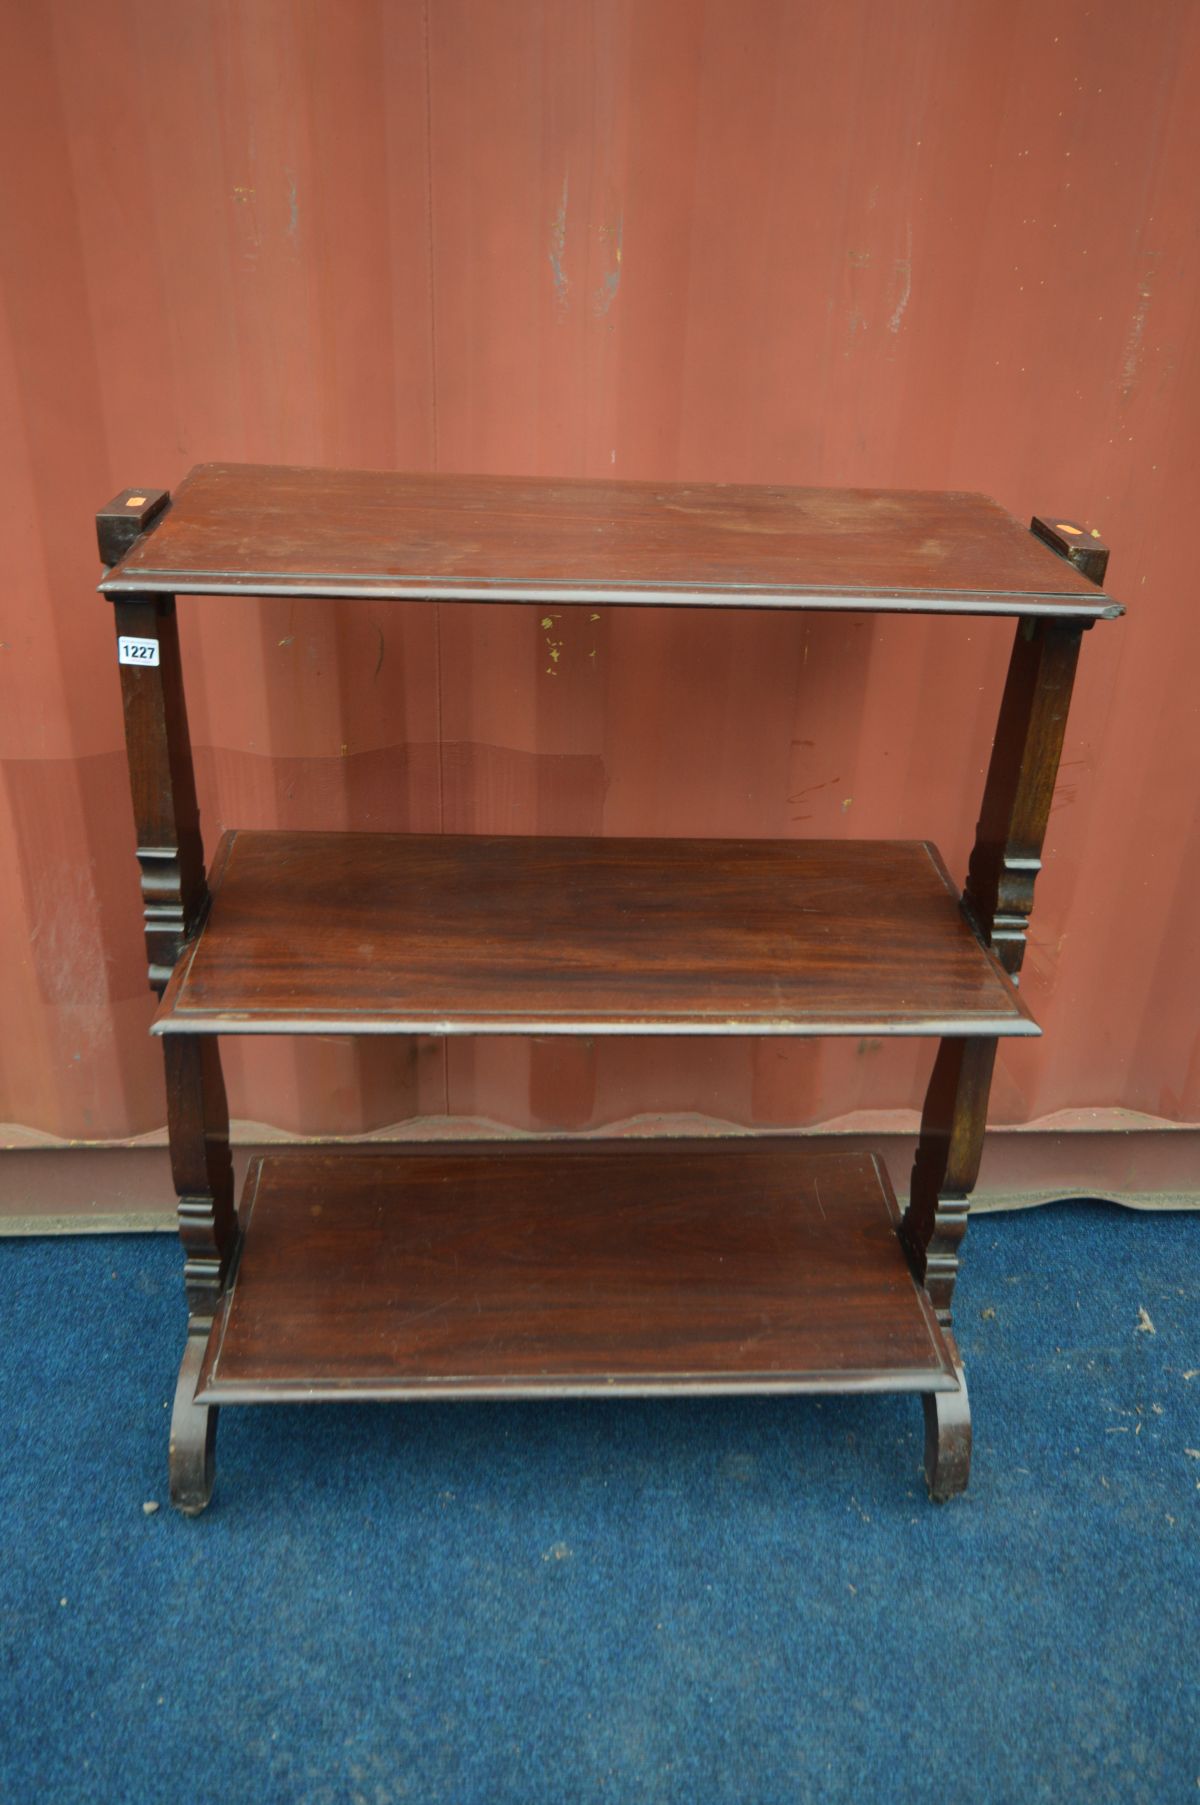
[1,0,1197,1145]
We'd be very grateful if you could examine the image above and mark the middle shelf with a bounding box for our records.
[155,829,1035,1040]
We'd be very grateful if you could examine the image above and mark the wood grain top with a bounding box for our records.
[196,1144,959,1401]
[100,463,1121,617]
[153,830,1037,1038]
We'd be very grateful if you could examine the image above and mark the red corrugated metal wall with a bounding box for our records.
[2,0,1197,1147]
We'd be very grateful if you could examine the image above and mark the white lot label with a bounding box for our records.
[118,636,160,667]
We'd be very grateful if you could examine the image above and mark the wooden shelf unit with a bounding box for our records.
[98,465,1120,1514]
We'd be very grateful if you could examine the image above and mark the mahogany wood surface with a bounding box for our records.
[1030,512,1110,588]
[923,1343,972,1501]
[965,619,1085,978]
[901,1036,998,1325]
[95,485,170,569]
[164,1036,236,1318]
[169,1330,219,1516]
[109,593,208,992]
[161,1034,236,1511]
[154,830,1037,1039]
[99,463,1122,617]
[195,1143,959,1401]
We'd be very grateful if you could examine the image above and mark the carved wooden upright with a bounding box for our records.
[902,511,1112,1494]
[98,468,1121,1513]
[99,487,236,1513]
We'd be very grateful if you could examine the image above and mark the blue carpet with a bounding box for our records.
[1,1202,1197,1804]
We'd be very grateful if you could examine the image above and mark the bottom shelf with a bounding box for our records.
[197,1142,958,1403]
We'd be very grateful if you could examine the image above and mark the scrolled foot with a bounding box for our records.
[922,1360,971,1501]
[169,1329,219,1515]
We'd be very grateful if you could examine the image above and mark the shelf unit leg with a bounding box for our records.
[963,613,1085,980]
[98,495,205,998]
[902,1037,994,1498]
[913,521,1109,1496]
[110,592,208,993]
[923,1337,971,1501]
[164,1035,237,1514]
[967,503,1113,980]
[901,1036,996,1327]
[169,1329,219,1515]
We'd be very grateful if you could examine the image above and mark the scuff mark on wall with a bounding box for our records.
[1120,258,1159,400]
[844,247,870,352]
[888,222,913,334]
[548,173,569,316]
[593,214,623,317]
[232,184,261,266]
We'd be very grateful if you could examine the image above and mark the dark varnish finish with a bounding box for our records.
[1030,512,1111,588]
[196,1144,958,1401]
[98,470,1120,1513]
[964,620,1084,978]
[902,1037,998,1327]
[162,1035,235,1514]
[97,489,209,992]
[110,593,209,989]
[155,830,1036,1039]
[99,463,1122,618]
[96,486,170,567]
[961,519,1110,978]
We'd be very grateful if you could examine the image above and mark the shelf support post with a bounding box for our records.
[165,1035,237,1318]
[907,518,1108,1498]
[902,1036,996,1326]
[98,489,208,993]
[109,589,208,990]
[99,490,231,1512]
[964,514,1108,978]
[901,1034,996,1500]
[164,1033,236,1514]
[963,617,1083,977]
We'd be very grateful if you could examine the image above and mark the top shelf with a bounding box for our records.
[99,464,1121,619]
